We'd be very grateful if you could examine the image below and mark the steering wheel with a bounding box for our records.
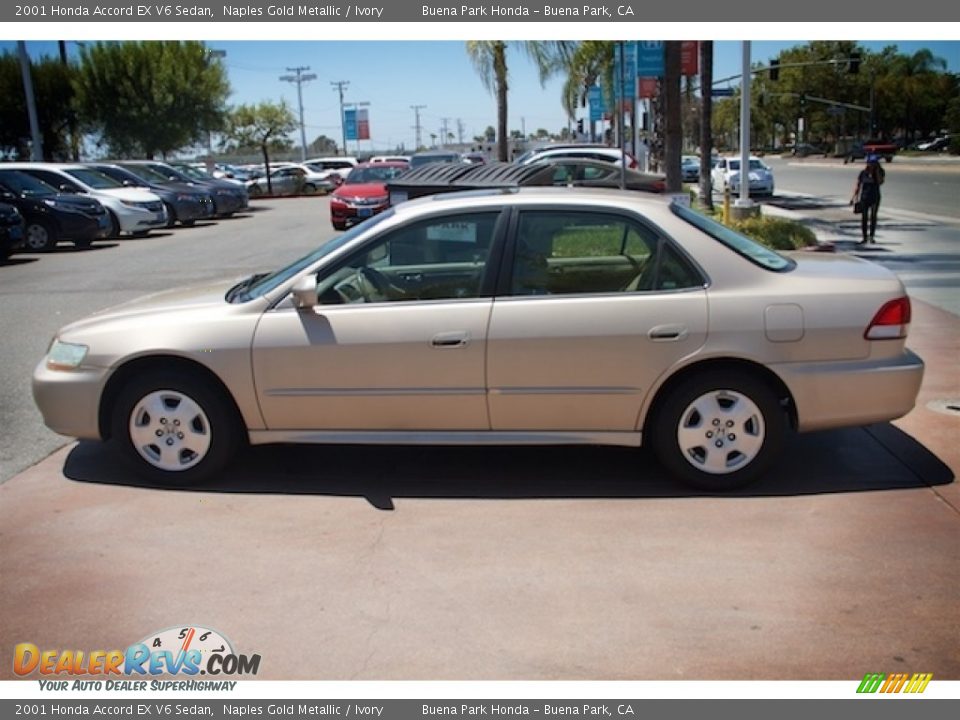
[351,267,396,302]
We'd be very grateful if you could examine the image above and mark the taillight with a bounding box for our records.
[626,153,639,169]
[864,296,911,340]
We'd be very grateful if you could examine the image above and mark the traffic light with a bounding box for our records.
[769,58,780,82]
[577,118,584,134]
[849,53,861,74]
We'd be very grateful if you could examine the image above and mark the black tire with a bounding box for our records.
[650,370,787,492]
[180,219,196,227]
[131,230,150,238]
[107,211,121,239]
[73,236,93,249]
[164,202,177,229]
[111,371,241,485]
[24,220,57,252]
[302,183,316,195]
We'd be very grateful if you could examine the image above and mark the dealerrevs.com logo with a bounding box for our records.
[857,672,933,694]
[14,625,261,686]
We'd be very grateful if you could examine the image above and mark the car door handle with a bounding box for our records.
[648,324,689,341]
[431,331,469,348]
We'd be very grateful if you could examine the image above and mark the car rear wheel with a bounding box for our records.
[248,185,263,197]
[302,183,317,195]
[112,372,241,485]
[163,202,177,228]
[24,221,57,252]
[107,211,121,239]
[651,370,786,491]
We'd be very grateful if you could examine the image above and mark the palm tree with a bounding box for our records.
[466,41,570,162]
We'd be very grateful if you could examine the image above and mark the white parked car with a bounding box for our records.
[304,157,358,183]
[516,144,639,169]
[711,156,775,196]
[8,163,167,237]
[370,155,411,164]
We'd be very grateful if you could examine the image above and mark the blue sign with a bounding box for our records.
[588,85,602,122]
[636,41,664,77]
[344,108,357,141]
[712,87,735,97]
[615,42,637,99]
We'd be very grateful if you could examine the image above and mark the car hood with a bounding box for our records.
[58,278,242,338]
[96,187,162,202]
[334,183,388,199]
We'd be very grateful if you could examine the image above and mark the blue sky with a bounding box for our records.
[5,40,959,153]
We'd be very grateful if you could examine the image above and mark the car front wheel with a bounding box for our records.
[651,371,787,491]
[25,221,57,252]
[112,372,240,485]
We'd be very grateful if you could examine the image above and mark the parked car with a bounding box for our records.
[916,136,951,152]
[386,160,665,206]
[0,201,25,261]
[119,161,249,218]
[681,155,700,182]
[245,164,338,197]
[330,161,409,230]
[370,155,411,164]
[711,156,775,196]
[7,163,167,237]
[844,140,897,163]
[408,151,462,169]
[32,188,923,491]
[88,163,215,228]
[303,157,358,183]
[516,144,640,170]
[0,169,111,252]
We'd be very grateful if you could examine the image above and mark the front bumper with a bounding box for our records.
[331,201,390,227]
[32,360,110,441]
[171,197,216,223]
[774,349,924,433]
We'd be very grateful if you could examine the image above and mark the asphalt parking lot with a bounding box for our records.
[1,196,958,680]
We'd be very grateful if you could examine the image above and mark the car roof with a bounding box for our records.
[355,161,409,169]
[393,185,674,218]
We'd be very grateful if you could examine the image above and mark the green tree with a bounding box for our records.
[223,102,296,194]
[74,41,229,158]
[465,41,569,161]
[309,135,339,156]
[0,51,76,160]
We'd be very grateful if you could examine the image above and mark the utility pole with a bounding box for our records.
[457,118,465,145]
[410,104,426,150]
[279,66,316,162]
[17,42,42,161]
[331,80,350,156]
[440,118,450,147]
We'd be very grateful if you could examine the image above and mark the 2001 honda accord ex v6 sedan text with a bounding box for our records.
[33,188,924,491]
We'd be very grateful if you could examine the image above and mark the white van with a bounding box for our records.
[7,163,167,237]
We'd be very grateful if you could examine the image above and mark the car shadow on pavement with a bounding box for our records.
[0,256,39,266]
[62,424,953,510]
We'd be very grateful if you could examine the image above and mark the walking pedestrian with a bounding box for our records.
[851,154,885,244]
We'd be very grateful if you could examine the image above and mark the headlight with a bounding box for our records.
[47,339,88,371]
[120,200,152,209]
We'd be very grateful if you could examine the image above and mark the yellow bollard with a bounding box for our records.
[722,185,731,225]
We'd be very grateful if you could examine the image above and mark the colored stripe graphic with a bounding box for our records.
[857,672,932,694]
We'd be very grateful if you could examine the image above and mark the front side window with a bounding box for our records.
[315,212,499,305]
[509,211,702,296]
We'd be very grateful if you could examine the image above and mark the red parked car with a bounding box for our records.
[330,162,409,230]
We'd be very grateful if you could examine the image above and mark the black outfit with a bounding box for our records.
[856,167,883,243]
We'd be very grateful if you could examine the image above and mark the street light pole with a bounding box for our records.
[17,42,43,161]
[331,80,350,156]
[279,66,317,162]
[737,40,752,208]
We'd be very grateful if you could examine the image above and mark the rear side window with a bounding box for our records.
[509,210,703,296]
[672,203,795,272]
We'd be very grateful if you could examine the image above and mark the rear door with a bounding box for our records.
[486,207,709,432]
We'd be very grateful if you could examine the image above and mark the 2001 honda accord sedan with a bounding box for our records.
[33,188,924,490]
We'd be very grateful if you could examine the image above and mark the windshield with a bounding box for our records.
[235,209,396,302]
[344,166,408,184]
[65,168,124,189]
[121,164,171,184]
[672,203,794,272]
[409,154,460,168]
[728,159,767,172]
[0,170,56,197]
[169,164,208,181]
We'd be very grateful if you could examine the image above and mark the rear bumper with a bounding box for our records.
[773,349,924,432]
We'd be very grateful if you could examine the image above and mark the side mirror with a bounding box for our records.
[59,184,76,193]
[0,190,15,201]
[291,275,317,309]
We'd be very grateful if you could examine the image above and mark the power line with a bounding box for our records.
[279,66,316,161]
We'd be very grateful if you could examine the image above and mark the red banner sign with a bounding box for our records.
[681,41,699,76]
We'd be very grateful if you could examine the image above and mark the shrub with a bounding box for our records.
[730,215,818,251]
